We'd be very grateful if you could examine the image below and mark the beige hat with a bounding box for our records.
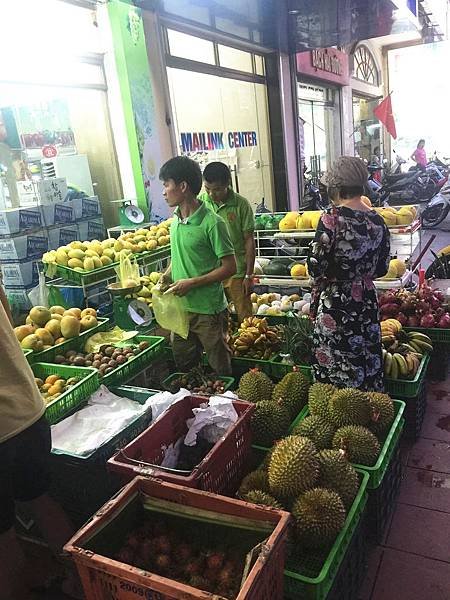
[321,156,368,188]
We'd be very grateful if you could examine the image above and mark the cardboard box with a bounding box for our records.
[0,206,43,235]
[72,196,101,220]
[41,200,75,227]
[46,225,78,250]
[37,178,68,205]
[77,218,105,242]
[0,232,48,260]
[0,259,40,287]
[5,284,34,312]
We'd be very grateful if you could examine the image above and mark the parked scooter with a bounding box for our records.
[421,180,450,228]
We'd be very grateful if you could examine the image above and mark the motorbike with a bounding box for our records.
[302,171,330,210]
[421,180,450,228]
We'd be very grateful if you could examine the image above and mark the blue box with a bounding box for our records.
[0,259,40,287]
[0,207,43,235]
[72,196,100,220]
[41,200,75,226]
[46,225,78,250]
[0,232,48,260]
[77,218,105,242]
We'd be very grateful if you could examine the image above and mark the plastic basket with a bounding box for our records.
[403,379,427,440]
[290,400,405,489]
[367,438,403,543]
[32,363,99,425]
[270,355,314,382]
[427,342,449,381]
[49,386,158,527]
[31,317,110,363]
[65,476,291,600]
[231,356,275,378]
[102,335,165,386]
[404,326,450,344]
[385,353,430,398]
[55,263,118,286]
[284,471,369,600]
[107,395,255,494]
[162,372,235,392]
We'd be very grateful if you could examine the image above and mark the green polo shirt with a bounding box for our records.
[199,189,255,278]
[170,201,234,315]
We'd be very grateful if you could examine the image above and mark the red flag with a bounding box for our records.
[373,94,397,139]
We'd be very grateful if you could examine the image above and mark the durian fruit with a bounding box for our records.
[308,383,336,420]
[332,425,381,466]
[268,435,319,498]
[238,470,270,498]
[251,400,290,447]
[242,490,284,510]
[292,415,335,450]
[318,449,359,509]
[292,488,346,549]
[272,368,310,418]
[366,392,395,436]
[328,388,371,427]
[237,369,274,403]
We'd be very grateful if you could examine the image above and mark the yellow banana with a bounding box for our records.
[408,332,432,344]
[393,353,408,378]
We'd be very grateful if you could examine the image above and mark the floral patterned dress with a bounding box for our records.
[307,206,391,391]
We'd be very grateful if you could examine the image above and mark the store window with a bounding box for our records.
[298,84,341,183]
[352,96,381,163]
[164,28,274,210]
[353,46,379,86]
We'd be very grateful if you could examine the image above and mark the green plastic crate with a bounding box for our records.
[385,353,430,398]
[31,317,110,364]
[51,385,158,463]
[293,400,405,489]
[162,372,235,392]
[404,326,450,344]
[55,263,118,286]
[270,354,314,382]
[32,363,99,425]
[102,335,165,386]
[231,355,276,378]
[284,471,369,600]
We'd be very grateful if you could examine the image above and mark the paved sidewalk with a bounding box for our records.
[360,373,450,600]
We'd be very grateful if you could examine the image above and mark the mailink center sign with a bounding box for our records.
[180,130,258,153]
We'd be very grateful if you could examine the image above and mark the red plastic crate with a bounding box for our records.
[107,395,254,494]
[65,476,291,600]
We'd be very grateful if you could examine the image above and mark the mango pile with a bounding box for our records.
[43,219,172,273]
[279,211,322,231]
[15,306,99,352]
[374,206,417,227]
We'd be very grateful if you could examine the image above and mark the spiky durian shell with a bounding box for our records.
[332,425,381,466]
[268,435,319,498]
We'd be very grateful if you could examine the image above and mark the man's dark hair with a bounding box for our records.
[418,139,425,146]
[159,156,202,195]
[339,185,365,199]
[203,161,231,186]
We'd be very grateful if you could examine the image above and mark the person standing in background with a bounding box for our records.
[410,139,427,170]
[199,162,255,323]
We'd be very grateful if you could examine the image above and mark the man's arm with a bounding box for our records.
[243,231,256,296]
[167,254,236,296]
[0,286,14,326]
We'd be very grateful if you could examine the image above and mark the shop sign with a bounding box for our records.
[180,131,258,153]
[296,48,350,86]
[42,144,58,158]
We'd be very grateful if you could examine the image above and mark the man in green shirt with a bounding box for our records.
[159,156,236,375]
[199,162,255,323]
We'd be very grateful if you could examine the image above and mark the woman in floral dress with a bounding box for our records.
[307,157,391,391]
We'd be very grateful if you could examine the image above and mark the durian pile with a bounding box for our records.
[237,368,310,446]
[238,438,359,551]
[229,317,282,360]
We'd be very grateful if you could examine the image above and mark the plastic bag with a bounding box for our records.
[114,251,140,288]
[152,286,189,339]
[28,272,49,307]
[84,326,138,353]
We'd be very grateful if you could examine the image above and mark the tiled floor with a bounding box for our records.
[359,375,450,600]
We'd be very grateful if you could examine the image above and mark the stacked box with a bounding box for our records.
[72,196,100,220]
[77,217,105,242]
[0,207,43,235]
[0,231,48,260]
[46,224,79,250]
[0,260,40,287]
[41,200,75,227]
[5,285,34,312]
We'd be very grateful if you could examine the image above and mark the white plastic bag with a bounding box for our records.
[28,272,49,307]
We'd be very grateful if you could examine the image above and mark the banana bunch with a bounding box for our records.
[381,320,433,380]
[230,316,281,359]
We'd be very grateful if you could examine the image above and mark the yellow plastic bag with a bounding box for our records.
[152,286,189,339]
[114,251,140,288]
[84,326,138,353]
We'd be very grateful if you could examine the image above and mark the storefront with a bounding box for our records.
[0,0,123,228]
[159,24,275,211]
[296,48,350,183]
[350,43,385,164]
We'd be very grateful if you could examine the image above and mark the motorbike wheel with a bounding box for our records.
[421,204,450,228]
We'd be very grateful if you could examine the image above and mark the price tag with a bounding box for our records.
[37,177,67,204]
